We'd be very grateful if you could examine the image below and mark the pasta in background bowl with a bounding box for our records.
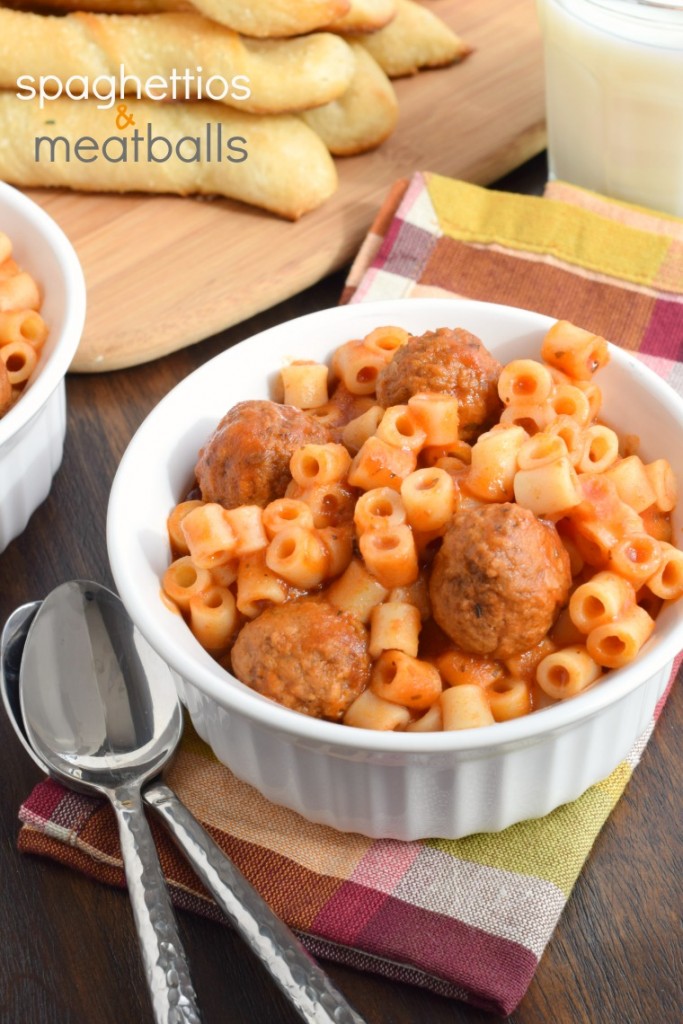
[0,181,86,553]
[107,299,683,840]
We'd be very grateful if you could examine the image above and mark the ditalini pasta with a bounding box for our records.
[161,319,683,731]
[0,230,48,418]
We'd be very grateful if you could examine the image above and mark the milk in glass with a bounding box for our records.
[537,0,683,215]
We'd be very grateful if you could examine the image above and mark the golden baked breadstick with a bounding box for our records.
[327,0,397,33]
[348,0,470,77]
[302,44,397,156]
[0,9,356,114]
[0,95,338,220]
[1,0,352,37]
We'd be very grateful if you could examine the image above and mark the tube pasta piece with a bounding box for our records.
[604,456,657,514]
[326,556,389,622]
[181,502,237,568]
[536,645,602,699]
[290,443,352,488]
[400,468,454,532]
[262,498,315,538]
[513,455,582,518]
[328,0,397,33]
[302,44,398,156]
[499,400,553,434]
[348,0,470,78]
[236,549,287,617]
[359,523,418,588]
[317,523,354,577]
[541,320,609,381]
[223,505,268,556]
[348,435,417,491]
[188,585,237,651]
[586,606,655,669]
[363,325,410,358]
[354,486,406,534]
[487,678,531,722]
[343,687,411,730]
[645,542,683,600]
[375,405,426,452]
[645,459,677,513]
[546,415,588,466]
[2,0,353,36]
[0,96,338,221]
[0,272,41,313]
[0,340,38,385]
[405,702,442,732]
[569,571,636,633]
[407,393,459,447]
[440,684,494,730]
[281,362,328,410]
[498,359,553,406]
[342,405,384,453]
[369,601,421,658]
[640,504,672,543]
[167,501,205,560]
[467,424,527,502]
[548,383,591,426]
[434,649,504,689]
[609,533,662,587]
[0,309,49,348]
[162,556,212,611]
[334,338,388,395]
[516,431,568,471]
[265,525,329,588]
[0,361,12,416]
[370,650,442,709]
[577,425,619,474]
[295,481,357,528]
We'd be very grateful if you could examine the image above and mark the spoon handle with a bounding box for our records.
[144,782,367,1024]
[111,784,202,1024]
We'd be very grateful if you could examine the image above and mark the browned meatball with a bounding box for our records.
[231,599,371,720]
[376,327,503,441]
[429,503,571,660]
[195,400,332,509]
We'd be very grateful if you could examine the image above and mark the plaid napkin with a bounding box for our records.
[18,173,683,1016]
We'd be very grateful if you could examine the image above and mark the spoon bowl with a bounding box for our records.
[19,579,201,1024]
[21,581,183,791]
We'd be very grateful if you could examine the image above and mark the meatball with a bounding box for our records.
[376,327,503,440]
[231,599,371,720]
[195,400,332,509]
[429,503,571,660]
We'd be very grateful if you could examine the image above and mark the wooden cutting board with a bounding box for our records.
[26,0,546,372]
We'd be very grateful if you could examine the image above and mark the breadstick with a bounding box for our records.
[347,0,471,77]
[302,45,397,156]
[327,0,397,33]
[0,9,356,114]
[0,95,338,220]
[0,0,352,37]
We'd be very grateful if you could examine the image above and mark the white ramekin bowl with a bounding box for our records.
[0,182,86,553]
[107,299,683,840]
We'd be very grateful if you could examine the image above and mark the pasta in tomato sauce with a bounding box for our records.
[161,319,682,732]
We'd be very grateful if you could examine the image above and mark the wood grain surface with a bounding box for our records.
[0,157,681,1024]
[22,0,546,372]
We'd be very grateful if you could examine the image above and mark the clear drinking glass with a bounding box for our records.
[536,0,683,215]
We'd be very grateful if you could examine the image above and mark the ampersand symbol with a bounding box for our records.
[115,104,135,130]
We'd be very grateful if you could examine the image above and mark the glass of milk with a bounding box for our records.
[536,0,683,215]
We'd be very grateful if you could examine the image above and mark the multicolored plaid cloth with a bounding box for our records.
[18,172,683,1016]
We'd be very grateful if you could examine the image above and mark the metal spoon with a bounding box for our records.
[2,585,366,1024]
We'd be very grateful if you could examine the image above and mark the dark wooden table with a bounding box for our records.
[0,156,680,1024]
